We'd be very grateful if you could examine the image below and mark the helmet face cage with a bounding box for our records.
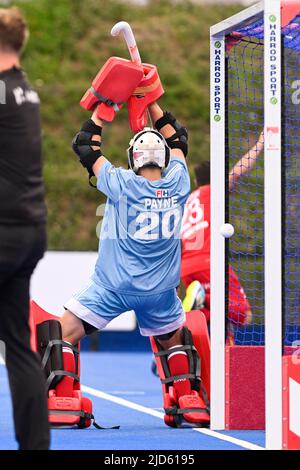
[127,128,170,173]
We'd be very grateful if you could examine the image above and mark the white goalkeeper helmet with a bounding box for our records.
[127,127,170,174]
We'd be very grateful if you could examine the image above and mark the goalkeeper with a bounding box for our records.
[181,133,264,332]
[59,99,208,424]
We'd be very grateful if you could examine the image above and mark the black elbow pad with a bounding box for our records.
[154,112,188,158]
[72,119,103,182]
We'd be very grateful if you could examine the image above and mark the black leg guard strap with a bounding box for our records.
[154,345,199,384]
[49,410,120,430]
[166,406,209,416]
[154,111,188,157]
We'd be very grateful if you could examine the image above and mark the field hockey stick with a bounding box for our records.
[111,21,142,65]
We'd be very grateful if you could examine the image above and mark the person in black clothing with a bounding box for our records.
[0,7,49,450]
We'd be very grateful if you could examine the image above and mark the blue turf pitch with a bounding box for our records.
[0,352,265,450]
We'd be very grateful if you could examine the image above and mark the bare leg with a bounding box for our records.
[60,310,85,345]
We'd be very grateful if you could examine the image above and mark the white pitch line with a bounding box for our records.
[106,391,145,396]
[82,384,265,451]
[82,385,164,420]
[193,428,264,451]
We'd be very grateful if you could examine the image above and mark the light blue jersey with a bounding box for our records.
[93,157,190,295]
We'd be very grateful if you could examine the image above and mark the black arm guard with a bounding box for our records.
[72,119,103,185]
[154,111,188,158]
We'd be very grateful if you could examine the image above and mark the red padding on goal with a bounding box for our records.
[225,346,265,430]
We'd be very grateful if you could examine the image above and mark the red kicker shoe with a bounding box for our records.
[178,391,210,425]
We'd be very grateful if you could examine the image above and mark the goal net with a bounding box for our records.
[226,33,265,345]
[227,12,300,347]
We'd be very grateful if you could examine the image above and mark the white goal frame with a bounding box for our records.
[210,0,283,449]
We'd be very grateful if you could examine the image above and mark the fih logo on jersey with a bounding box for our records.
[156,189,169,198]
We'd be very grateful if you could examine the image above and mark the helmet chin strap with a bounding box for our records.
[138,162,160,171]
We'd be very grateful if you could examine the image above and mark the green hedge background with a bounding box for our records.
[10,0,243,249]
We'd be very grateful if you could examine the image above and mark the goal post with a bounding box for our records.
[210,0,300,449]
[210,0,265,433]
[210,32,226,431]
[264,0,282,450]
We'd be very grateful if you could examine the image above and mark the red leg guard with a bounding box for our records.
[78,397,93,429]
[29,300,94,428]
[185,309,210,403]
[150,310,210,427]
